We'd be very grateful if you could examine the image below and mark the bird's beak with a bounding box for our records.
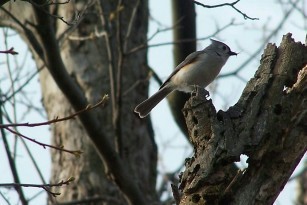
[228,50,238,56]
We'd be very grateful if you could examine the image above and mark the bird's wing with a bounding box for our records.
[159,50,204,89]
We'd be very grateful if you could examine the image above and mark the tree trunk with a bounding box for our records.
[0,1,157,205]
[169,0,196,137]
[178,33,307,205]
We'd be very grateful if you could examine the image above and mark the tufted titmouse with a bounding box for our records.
[134,39,237,118]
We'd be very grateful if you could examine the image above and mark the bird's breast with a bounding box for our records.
[172,56,226,92]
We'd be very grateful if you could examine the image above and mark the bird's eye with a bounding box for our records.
[222,46,227,50]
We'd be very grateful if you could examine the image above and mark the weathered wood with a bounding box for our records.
[180,33,307,205]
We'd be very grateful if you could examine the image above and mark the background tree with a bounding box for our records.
[1,1,156,204]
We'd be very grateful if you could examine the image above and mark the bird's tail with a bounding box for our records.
[134,86,173,118]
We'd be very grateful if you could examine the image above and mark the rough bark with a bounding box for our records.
[0,1,157,205]
[178,33,307,205]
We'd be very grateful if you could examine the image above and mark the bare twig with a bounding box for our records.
[5,127,83,156]
[21,0,76,25]
[0,7,44,60]
[27,190,45,201]
[96,1,117,127]
[123,0,140,52]
[0,191,10,205]
[150,66,164,86]
[3,66,44,102]
[127,19,239,54]
[0,95,108,128]
[58,0,96,45]
[0,104,28,205]
[193,0,259,20]
[0,47,18,55]
[114,0,124,154]
[0,177,75,197]
[219,0,300,79]
[123,66,152,96]
[1,96,108,157]
[149,17,185,42]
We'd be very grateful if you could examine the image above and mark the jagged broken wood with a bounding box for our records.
[179,33,307,205]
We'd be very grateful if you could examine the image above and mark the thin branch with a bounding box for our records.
[0,104,28,205]
[0,47,18,55]
[2,27,20,179]
[125,17,186,55]
[150,66,163,86]
[148,16,185,43]
[127,19,239,55]
[21,137,48,185]
[27,190,45,202]
[123,0,140,53]
[3,66,44,102]
[0,95,109,128]
[2,111,48,186]
[123,65,163,96]
[0,7,45,60]
[114,0,124,154]
[5,127,83,156]
[0,191,10,205]
[58,0,96,45]
[96,1,117,127]
[0,177,75,198]
[0,33,27,204]
[219,0,299,79]
[123,66,153,96]
[193,0,259,20]
[22,0,76,26]
[47,12,80,26]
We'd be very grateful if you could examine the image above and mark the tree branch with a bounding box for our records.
[0,95,108,128]
[0,177,75,198]
[193,0,259,20]
[0,47,18,55]
[0,103,28,205]
[219,0,300,80]
[5,126,83,156]
[127,19,239,55]
[179,33,307,204]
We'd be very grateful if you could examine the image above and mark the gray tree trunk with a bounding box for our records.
[168,0,196,138]
[0,1,157,205]
[178,34,307,205]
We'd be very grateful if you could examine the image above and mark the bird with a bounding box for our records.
[134,39,237,118]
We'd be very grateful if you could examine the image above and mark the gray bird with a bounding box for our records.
[134,39,237,118]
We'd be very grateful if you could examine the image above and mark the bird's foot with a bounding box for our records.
[191,85,209,98]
